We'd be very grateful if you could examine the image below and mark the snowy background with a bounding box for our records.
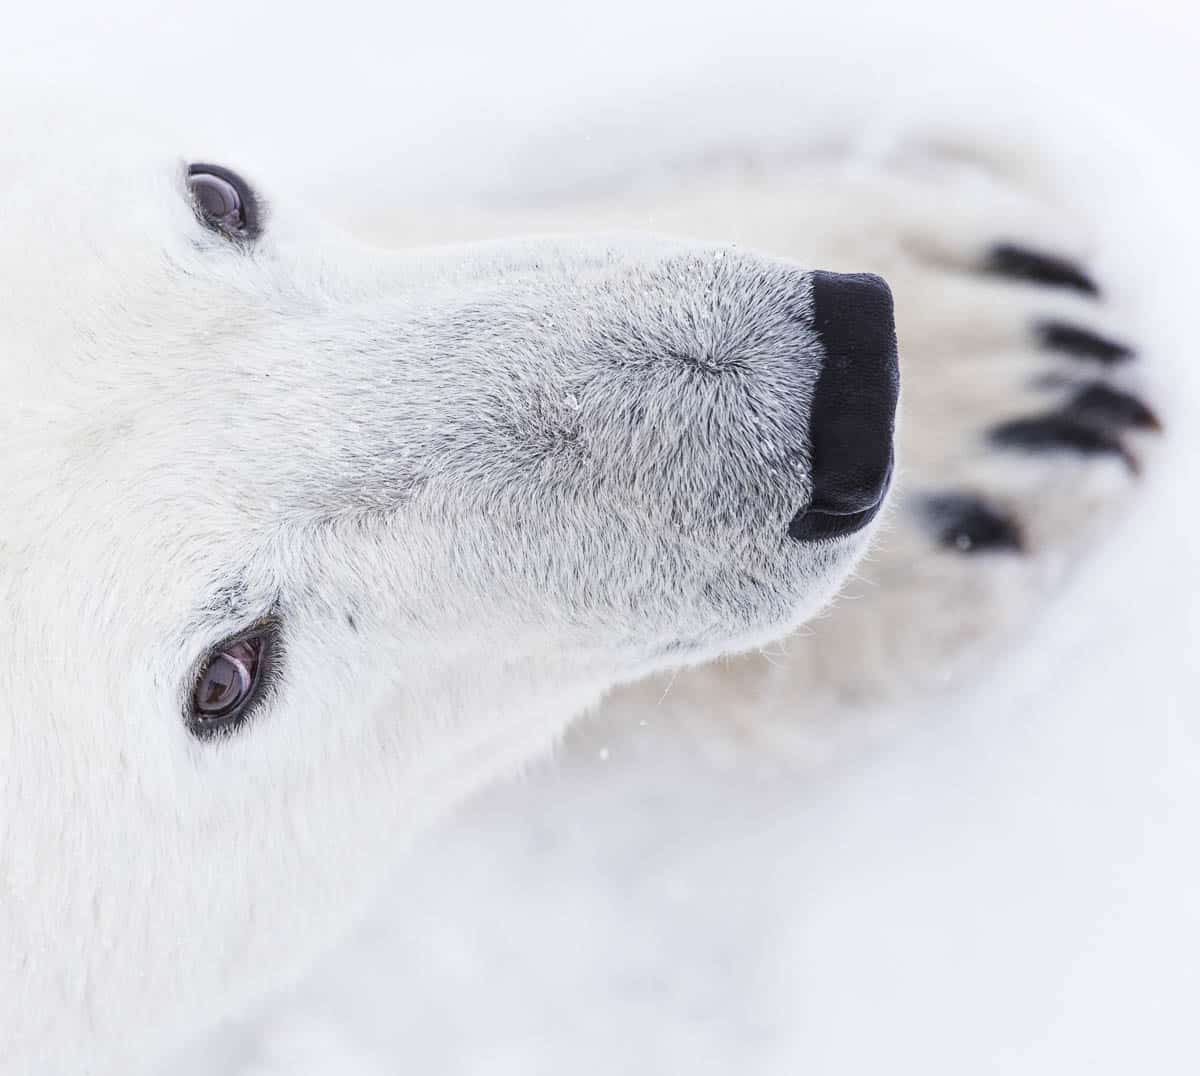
[8,2,1199,1072]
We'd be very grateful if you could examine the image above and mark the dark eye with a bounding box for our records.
[189,629,275,737]
[186,163,259,239]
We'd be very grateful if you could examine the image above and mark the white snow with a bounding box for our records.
[8,1,1198,1071]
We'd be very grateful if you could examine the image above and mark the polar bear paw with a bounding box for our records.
[904,239,1159,559]
[794,144,1165,699]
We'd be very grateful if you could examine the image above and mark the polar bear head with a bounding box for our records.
[0,116,897,1072]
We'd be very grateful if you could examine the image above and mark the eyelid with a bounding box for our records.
[186,162,262,241]
[185,619,281,739]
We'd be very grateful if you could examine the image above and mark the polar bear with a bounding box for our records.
[0,90,1158,1076]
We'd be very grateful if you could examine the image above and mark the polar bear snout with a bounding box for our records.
[789,271,899,542]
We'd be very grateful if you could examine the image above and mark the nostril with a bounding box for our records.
[789,270,900,541]
[788,456,893,541]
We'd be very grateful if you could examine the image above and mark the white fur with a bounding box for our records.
[1,99,881,1074]
[1,84,1153,1075]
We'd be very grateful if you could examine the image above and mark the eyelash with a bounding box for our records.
[186,162,261,241]
[186,621,281,739]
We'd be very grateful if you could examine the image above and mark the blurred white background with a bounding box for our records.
[7,2,1198,1072]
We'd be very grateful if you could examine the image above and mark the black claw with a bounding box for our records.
[1036,321,1136,365]
[985,243,1100,298]
[923,493,1025,554]
[990,412,1137,471]
[1065,383,1162,432]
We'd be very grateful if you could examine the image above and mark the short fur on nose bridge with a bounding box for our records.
[788,271,899,542]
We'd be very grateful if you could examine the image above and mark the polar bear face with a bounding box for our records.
[0,129,896,1071]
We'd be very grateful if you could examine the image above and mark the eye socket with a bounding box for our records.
[186,163,259,240]
[188,627,276,737]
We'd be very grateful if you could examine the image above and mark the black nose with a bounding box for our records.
[789,271,900,542]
